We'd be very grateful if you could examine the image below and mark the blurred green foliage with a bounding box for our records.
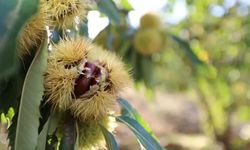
[95,0,250,149]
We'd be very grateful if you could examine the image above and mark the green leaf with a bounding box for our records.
[47,114,60,136]
[106,25,114,50]
[0,0,38,79]
[46,133,59,150]
[36,117,50,150]
[38,112,60,149]
[14,40,48,150]
[140,56,154,88]
[0,113,7,123]
[100,124,118,150]
[8,109,18,149]
[36,112,60,150]
[0,46,39,114]
[7,107,15,121]
[170,34,203,66]
[118,40,130,56]
[130,52,141,81]
[79,22,89,37]
[116,116,165,150]
[117,98,156,138]
[97,0,121,25]
[120,0,133,10]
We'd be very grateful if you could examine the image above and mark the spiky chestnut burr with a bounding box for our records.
[77,116,117,150]
[133,28,164,55]
[17,1,49,58]
[40,0,92,28]
[140,12,161,29]
[56,115,116,150]
[44,38,131,120]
